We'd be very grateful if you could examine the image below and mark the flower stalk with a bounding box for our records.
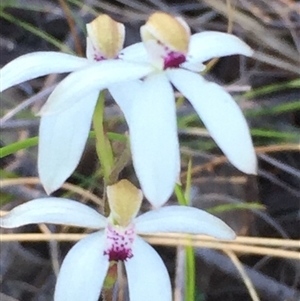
[102,262,118,301]
[92,91,114,184]
[176,159,196,301]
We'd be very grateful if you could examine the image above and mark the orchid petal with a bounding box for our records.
[0,198,106,229]
[125,236,172,301]
[168,69,257,174]
[108,80,143,125]
[55,231,109,301]
[128,73,180,207]
[39,60,153,115]
[185,31,253,68]
[180,60,206,73]
[38,90,98,194]
[0,52,90,92]
[86,37,97,61]
[119,42,149,64]
[135,205,235,240]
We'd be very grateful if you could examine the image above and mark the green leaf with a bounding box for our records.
[0,131,127,159]
[208,202,265,214]
[246,100,300,117]
[251,128,299,140]
[243,79,300,99]
[175,184,187,206]
[0,137,38,158]
[185,245,196,301]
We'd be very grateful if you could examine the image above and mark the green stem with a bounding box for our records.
[184,158,192,202]
[175,158,196,301]
[185,245,196,301]
[175,184,187,206]
[102,262,118,301]
[92,91,114,183]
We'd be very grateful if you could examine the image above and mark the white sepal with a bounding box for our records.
[187,31,253,65]
[0,198,106,229]
[55,231,109,301]
[39,60,153,115]
[119,42,149,64]
[38,90,99,194]
[128,73,180,207]
[125,236,172,301]
[108,80,143,125]
[168,69,257,174]
[135,205,236,240]
[0,52,90,92]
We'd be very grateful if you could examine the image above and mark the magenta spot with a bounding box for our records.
[164,52,186,69]
[94,54,106,62]
[104,224,136,262]
[104,248,133,262]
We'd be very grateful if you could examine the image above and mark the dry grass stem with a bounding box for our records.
[181,143,300,179]
[38,223,60,277]
[0,177,103,207]
[224,250,261,301]
[1,233,299,260]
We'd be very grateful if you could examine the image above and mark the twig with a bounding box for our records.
[181,143,300,180]
[0,86,55,124]
[38,224,60,277]
[174,246,185,301]
[224,250,260,301]
[0,119,40,130]
[259,153,300,179]
[0,293,19,301]
[0,233,299,260]
[258,169,300,198]
[57,0,83,56]
[0,177,103,207]
[196,248,300,301]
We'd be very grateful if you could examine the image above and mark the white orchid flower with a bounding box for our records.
[108,12,257,207]
[1,12,257,209]
[0,14,153,195]
[0,180,235,301]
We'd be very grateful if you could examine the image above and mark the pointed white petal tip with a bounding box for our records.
[43,184,57,196]
[227,143,257,176]
[240,159,258,175]
[187,31,254,65]
[39,175,62,196]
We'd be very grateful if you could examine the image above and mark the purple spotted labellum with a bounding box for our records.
[104,224,135,261]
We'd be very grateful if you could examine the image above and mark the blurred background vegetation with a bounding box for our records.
[0,0,299,301]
